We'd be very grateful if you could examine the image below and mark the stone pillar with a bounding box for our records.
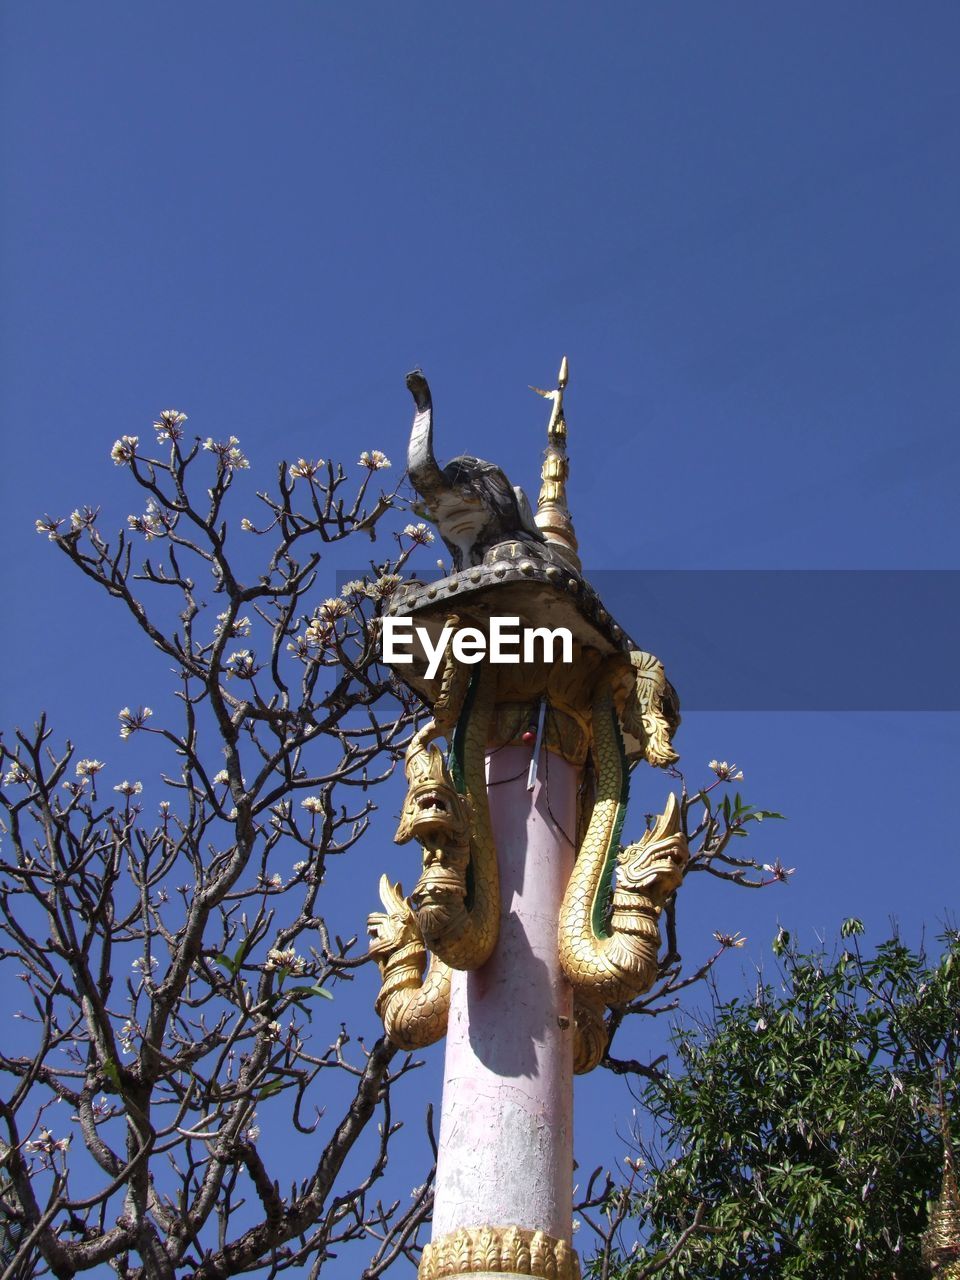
[380,361,682,1280]
[422,745,579,1280]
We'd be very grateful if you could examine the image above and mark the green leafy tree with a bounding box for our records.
[587,923,959,1280]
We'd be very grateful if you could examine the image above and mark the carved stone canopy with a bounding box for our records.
[382,546,678,763]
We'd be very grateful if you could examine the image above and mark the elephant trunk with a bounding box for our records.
[405,369,447,504]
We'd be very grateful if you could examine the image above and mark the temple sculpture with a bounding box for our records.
[367,360,686,1279]
[923,1092,960,1278]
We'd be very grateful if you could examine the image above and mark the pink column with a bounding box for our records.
[431,744,577,1250]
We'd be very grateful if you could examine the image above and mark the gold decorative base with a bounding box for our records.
[419,1225,580,1279]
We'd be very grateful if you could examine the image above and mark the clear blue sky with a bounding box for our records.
[2,0,958,1263]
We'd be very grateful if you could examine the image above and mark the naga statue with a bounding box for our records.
[368,640,501,1048]
[367,876,450,1051]
[406,368,545,571]
[368,871,632,1072]
[369,646,686,1071]
[395,739,472,949]
[369,360,688,1077]
[558,682,688,1072]
[396,647,500,971]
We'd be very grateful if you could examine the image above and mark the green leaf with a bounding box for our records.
[286,983,334,1003]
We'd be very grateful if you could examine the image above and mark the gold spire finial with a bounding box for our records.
[532,356,580,571]
[923,1081,960,1277]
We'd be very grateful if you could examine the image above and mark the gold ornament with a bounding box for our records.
[367,876,450,1050]
[399,653,501,972]
[557,683,688,1071]
[373,648,684,1068]
[419,1224,580,1279]
[532,356,580,571]
[922,1092,960,1277]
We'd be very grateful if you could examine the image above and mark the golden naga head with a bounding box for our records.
[617,793,689,906]
[394,740,471,849]
[410,834,471,942]
[616,651,681,768]
[367,875,422,962]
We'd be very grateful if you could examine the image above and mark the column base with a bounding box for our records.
[422,1275,568,1280]
[419,1225,580,1280]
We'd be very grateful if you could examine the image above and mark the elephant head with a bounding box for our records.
[404,369,544,571]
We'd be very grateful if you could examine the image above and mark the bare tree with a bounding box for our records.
[1,415,436,1277]
[1,413,786,1277]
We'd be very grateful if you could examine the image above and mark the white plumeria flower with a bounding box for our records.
[270,801,291,827]
[264,946,306,974]
[402,522,435,545]
[303,599,348,649]
[24,1130,71,1156]
[713,930,747,949]
[203,435,249,470]
[110,435,138,465]
[300,796,324,814]
[70,506,98,532]
[127,501,172,541]
[113,780,143,797]
[303,620,329,647]
[118,706,152,739]
[215,611,251,638]
[76,759,104,778]
[225,650,255,677]
[288,458,324,482]
[762,859,795,882]
[35,515,64,540]
[708,759,744,781]
[358,449,391,471]
[304,599,351,644]
[364,574,402,601]
[154,409,187,442]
